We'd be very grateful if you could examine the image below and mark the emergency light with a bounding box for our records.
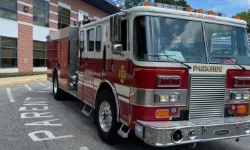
[138,1,227,17]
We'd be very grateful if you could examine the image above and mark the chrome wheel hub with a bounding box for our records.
[53,78,57,94]
[99,101,112,132]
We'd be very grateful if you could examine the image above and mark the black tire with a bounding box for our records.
[95,89,120,144]
[53,73,61,100]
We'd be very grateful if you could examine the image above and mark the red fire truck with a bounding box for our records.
[46,1,250,147]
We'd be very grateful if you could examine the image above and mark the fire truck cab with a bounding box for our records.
[47,1,250,147]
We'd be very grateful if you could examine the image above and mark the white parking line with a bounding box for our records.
[37,91,51,93]
[39,82,46,86]
[24,84,32,91]
[25,97,47,101]
[7,88,15,103]
[79,147,89,150]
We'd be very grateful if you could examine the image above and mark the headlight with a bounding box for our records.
[235,93,243,100]
[231,92,250,102]
[155,93,179,103]
[170,95,179,103]
[243,94,250,100]
[160,95,169,103]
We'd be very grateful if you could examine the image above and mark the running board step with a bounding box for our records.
[81,104,93,117]
[118,124,130,138]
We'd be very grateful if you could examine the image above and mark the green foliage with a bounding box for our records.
[124,0,189,9]
[124,0,144,9]
[233,10,250,33]
[154,0,189,7]
[154,0,176,5]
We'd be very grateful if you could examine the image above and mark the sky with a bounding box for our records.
[185,0,249,17]
[112,0,249,17]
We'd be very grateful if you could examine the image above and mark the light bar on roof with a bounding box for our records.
[137,1,227,17]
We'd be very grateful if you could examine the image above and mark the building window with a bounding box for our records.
[0,0,17,21]
[0,37,17,68]
[33,0,49,27]
[58,6,70,29]
[33,41,46,67]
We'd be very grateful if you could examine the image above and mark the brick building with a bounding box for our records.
[0,0,118,73]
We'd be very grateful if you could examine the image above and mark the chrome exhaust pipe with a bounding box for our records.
[171,129,183,144]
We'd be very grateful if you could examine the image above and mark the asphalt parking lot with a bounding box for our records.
[1,80,250,150]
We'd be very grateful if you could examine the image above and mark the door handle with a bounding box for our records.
[111,64,115,71]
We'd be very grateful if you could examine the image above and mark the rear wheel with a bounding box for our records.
[95,89,120,144]
[53,73,61,100]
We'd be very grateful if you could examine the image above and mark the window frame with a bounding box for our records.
[121,19,128,51]
[79,30,85,50]
[87,28,95,52]
[95,25,102,52]
[0,36,17,68]
[0,0,17,21]
[133,15,207,63]
[33,0,49,27]
[58,6,70,29]
[33,40,47,67]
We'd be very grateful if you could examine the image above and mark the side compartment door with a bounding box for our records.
[78,30,85,101]
[59,37,70,90]
[47,41,54,81]
[47,40,59,80]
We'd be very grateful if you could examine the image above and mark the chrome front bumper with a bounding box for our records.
[135,116,250,147]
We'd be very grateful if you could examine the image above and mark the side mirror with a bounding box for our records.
[112,44,123,55]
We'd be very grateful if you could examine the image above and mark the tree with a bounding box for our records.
[154,0,190,7]
[233,10,250,33]
[123,0,189,9]
[175,0,190,7]
[124,0,144,9]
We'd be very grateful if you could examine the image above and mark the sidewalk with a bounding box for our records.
[0,74,47,87]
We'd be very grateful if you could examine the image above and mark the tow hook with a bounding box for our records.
[189,143,196,148]
[236,137,240,142]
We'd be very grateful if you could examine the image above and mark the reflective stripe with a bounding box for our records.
[118,95,130,103]
[114,83,130,97]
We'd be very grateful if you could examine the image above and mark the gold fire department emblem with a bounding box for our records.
[119,65,126,84]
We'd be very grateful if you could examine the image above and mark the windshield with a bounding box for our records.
[205,23,250,65]
[133,16,250,65]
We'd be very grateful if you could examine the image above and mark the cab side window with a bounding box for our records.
[87,29,94,51]
[121,20,127,51]
[96,26,102,52]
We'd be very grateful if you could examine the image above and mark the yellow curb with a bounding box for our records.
[0,77,47,87]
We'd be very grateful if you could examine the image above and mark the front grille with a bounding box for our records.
[189,76,226,120]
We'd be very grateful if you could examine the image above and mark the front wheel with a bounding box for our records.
[95,89,120,144]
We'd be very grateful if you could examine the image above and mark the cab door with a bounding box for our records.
[93,25,103,98]
[82,27,95,106]
[110,19,132,123]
